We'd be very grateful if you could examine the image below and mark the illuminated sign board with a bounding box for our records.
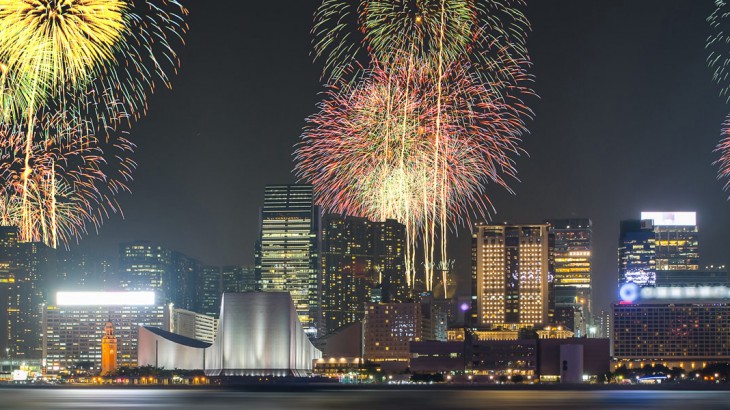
[619,283,730,302]
[640,212,696,226]
[56,291,156,306]
[623,270,656,287]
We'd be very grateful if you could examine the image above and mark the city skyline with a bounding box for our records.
[5,0,730,403]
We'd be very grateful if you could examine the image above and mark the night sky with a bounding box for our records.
[76,1,730,312]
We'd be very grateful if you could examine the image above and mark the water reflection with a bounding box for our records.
[1,388,729,410]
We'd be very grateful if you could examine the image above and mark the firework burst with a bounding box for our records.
[296,57,531,289]
[0,0,188,127]
[0,0,187,246]
[308,0,533,293]
[714,114,730,195]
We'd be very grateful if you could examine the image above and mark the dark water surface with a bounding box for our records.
[1,388,729,410]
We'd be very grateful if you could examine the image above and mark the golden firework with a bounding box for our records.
[0,0,127,101]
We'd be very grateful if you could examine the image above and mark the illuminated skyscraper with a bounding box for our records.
[471,223,550,329]
[119,241,172,293]
[255,185,320,336]
[640,212,699,272]
[321,214,376,335]
[618,219,656,287]
[619,212,700,288]
[319,214,406,335]
[196,265,256,319]
[546,219,592,336]
[222,265,257,292]
[170,251,202,311]
[197,265,221,318]
[119,241,200,310]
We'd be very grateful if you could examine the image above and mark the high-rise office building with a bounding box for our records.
[471,223,550,329]
[420,293,449,341]
[198,265,221,318]
[546,219,592,336]
[56,250,93,288]
[119,241,200,310]
[618,219,656,287]
[619,212,700,288]
[0,227,55,359]
[640,212,699,272]
[222,265,257,293]
[196,265,256,318]
[119,241,172,293]
[170,252,202,311]
[255,185,320,336]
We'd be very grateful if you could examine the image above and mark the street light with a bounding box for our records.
[460,303,470,375]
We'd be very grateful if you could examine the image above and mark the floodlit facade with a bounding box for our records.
[138,326,210,371]
[255,185,320,336]
[137,292,322,377]
[206,292,321,376]
[42,292,168,375]
[471,224,550,328]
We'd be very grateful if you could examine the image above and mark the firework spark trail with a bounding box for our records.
[0,113,136,248]
[0,0,187,247]
[708,0,730,102]
[313,0,531,89]
[714,114,730,195]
